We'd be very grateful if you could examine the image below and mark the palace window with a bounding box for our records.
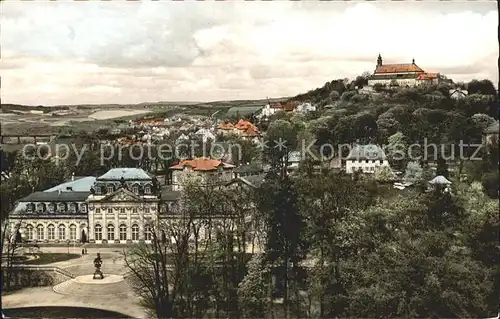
[145,208,150,214]
[37,224,44,240]
[48,204,55,213]
[58,203,65,212]
[120,224,127,241]
[48,224,55,240]
[70,224,77,240]
[108,208,113,215]
[58,225,66,240]
[133,208,138,214]
[132,224,139,241]
[95,224,102,241]
[26,225,34,240]
[120,208,125,215]
[108,224,115,241]
[107,185,114,194]
[144,186,151,195]
[95,186,101,195]
[144,225,152,241]
[27,203,33,213]
[36,203,44,213]
[70,203,77,212]
[132,186,139,194]
[81,204,87,212]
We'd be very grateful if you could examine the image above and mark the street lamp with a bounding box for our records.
[66,240,70,255]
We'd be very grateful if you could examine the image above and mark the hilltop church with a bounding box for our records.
[368,54,441,87]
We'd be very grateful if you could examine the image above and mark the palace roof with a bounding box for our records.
[374,63,424,74]
[96,168,153,181]
[19,191,90,202]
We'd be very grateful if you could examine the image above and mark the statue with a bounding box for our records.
[93,252,104,279]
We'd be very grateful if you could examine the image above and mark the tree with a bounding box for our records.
[237,253,270,318]
[436,157,449,178]
[386,132,408,169]
[374,166,395,183]
[403,161,423,183]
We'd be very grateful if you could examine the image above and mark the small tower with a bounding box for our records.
[412,58,415,64]
[377,54,382,67]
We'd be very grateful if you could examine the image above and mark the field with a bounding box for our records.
[0,98,276,136]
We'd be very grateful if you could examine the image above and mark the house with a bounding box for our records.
[257,103,282,119]
[217,122,234,136]
[284,151,302,171]
[345,144,389,174]
[449,89,468,99]
[428,175,452,192]
[483,121,499,146]
[368,54,440,87]
[8,168,160,245]
[233,163,264,179]
[295,102,316,114]
[195,128,216,143]
[226,173,267,190]
[175,133,189,144]
[169,157,235,191]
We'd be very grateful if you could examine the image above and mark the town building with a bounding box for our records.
[345,144,390,174]
[368,54,441,87]
[169,157,235,191]
[449,89,468,99]
[483,121,499,147]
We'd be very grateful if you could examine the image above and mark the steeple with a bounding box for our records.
[377,54,382,67]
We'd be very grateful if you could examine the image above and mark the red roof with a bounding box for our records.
[170,157,235,171]
[218,122,234,130]
[374,63,424,74]
[417,73,438,80]
[242,126,259,137]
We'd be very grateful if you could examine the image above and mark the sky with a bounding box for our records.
[1,1,498,106]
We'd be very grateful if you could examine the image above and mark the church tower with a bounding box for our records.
[377,54,383,67]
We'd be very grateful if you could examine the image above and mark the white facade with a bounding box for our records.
[368,77,419,87]
[346,159,390,174]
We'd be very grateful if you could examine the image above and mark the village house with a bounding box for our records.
[216,120,260,141]
[449,88,468,99]
[483,121,499,147]
[345,144,390,174]
[295,102,317,114]
[169,157,235,191]
[368,54,441,87]
[195,128,216,143]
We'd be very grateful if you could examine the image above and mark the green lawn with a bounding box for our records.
[3,307,133,318]
[23,253,81,265]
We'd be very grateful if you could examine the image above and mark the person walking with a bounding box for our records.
[82,248,85,255]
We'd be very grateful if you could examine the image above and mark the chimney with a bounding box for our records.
[412,58,415,64]
[72,172,75,181]
[58,189,62,195]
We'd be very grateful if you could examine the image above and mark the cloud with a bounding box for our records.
[1,1,497,105]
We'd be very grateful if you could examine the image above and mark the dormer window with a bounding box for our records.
[27,203,33,213]
[69,203,77,212]
[36,203,44,213]
[107,185,114,194]
[95,186,101,195]
[58,203,66,212]
[132,186,139,194]
[144,186,151,195]
[48,204,55,213]
[80,204,87,212]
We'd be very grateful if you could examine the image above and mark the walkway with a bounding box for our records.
[1,247,146,318]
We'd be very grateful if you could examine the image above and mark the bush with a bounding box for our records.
[481,172,499,198]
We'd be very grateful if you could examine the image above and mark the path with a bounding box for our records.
[2,247,146,318]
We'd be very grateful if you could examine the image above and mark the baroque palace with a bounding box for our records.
[8,160,264,245]
[8,168,174,244]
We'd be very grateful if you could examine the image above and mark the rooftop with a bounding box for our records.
[19,191,90,202]
[45,176,96,192]
[170,157,235,171]
[374,63,424,74]
[96,168,153,181]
